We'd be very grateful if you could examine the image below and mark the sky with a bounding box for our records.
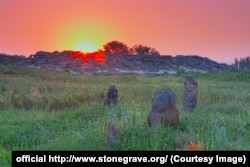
[0,0,250,63]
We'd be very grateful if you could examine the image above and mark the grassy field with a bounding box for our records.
[0,65,250,165]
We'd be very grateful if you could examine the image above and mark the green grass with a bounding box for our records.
[0,65,250,165]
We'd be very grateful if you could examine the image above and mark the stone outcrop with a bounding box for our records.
[182,76,198,112]
[0,54,25,65]
[4,50,235,74]
[147,88,179,128]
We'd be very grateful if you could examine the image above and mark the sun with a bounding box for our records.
[75,41,97,53]
[54,21,113,53]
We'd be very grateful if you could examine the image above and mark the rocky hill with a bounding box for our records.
[0,53,25,65]
[3,51,235,74]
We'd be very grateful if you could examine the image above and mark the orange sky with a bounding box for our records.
[1,0,250,63]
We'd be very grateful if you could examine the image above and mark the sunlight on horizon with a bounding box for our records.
[75,41,98,52]
[53,20,115,54]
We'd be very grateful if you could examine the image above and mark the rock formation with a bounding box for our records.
[103,85,118,106]
[10,51,235,74]
[182,76,198,112]
[147,88,179,128]
[0,53,25,65]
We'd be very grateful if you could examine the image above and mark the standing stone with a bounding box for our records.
[105,121,119,149]
[103,85,118,106]
[147,88,179,129]
[182,76,198,112]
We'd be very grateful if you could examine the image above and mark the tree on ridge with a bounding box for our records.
[103,41,129,54]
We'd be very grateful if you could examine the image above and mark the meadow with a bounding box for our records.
[0,65,249,165]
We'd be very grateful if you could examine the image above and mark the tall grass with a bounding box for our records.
[0,65,249,166]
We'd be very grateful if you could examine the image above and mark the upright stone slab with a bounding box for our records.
[147,88,179,128]
[105,121,119,149]
[182,76,198,112]
[103,85,118,106]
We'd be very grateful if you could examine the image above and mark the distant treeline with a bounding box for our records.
[233,56,250,71]
[0,53,26,65]
[103,40,160,55]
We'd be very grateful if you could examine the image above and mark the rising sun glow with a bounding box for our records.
[53,20,116,53]
[75,41,97,53]
[71,50,106,64]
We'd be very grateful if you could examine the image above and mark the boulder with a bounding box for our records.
[151,88,176,112]
[147,88,179,128]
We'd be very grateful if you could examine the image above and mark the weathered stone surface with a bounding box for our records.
[151,88,176,112]
[171,55,186,65]
[182,76,198,112]
[147,88,179,128]
[186,56,202,66]
[103,85,118,106]
[0,54,25,65]
[10,51,236,74]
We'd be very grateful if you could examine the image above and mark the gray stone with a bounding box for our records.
[171,55,186,65]
[186,56,201,66]
[182,76,198,112]
[147,88,179,128]
[103,85,118,106]
[151,88,176,112]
